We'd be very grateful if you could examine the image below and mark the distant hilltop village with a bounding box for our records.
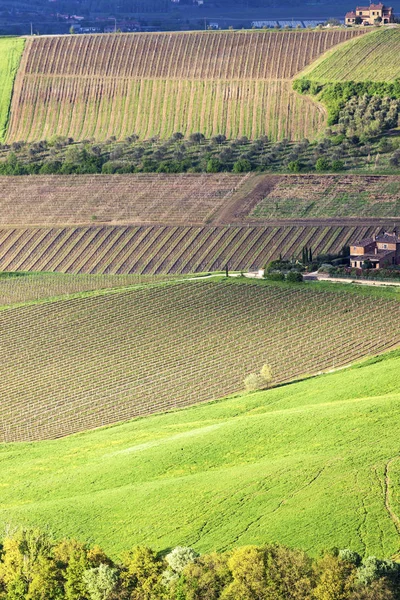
[346,3,395,25]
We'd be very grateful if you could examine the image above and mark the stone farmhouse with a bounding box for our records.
[350,231,400,269]
[345,3,395,25]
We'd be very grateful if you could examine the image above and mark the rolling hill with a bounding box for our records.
[300,27,400,82]
[1,277,399,442]
[4,29,363,142]
[1,344,400,558]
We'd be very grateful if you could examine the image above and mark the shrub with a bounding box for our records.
[233,159,252,173]
[315,157,331,172]
[288,159,302,173]
[206,158,222,173]
[286,271,303,283]
[331,159,345,172]
[265,271,285,281]
[243,373,268,392]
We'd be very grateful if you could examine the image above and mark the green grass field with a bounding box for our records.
[301,28,400,82]
[1,347,400,559]
[0,37,24,141]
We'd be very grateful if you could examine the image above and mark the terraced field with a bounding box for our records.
[1,174,399,226]
[0,224,386,274]
[6,29,363,142]
[1,278,399,443]
[301,27,400,82]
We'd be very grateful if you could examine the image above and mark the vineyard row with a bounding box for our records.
[0,224,383,274]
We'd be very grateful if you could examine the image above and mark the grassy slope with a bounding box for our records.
[301,28,400,82]
[1,348,400,558]
[0,37,24,141]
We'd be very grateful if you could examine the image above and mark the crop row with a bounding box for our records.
[7,78,327,142]
[251,174,400,219]
[0,173,248,225]
[302,28,400,82]
[0,224,383,274]
[21,30,363,80]
[0,272,179,306]
[1,279,399,442]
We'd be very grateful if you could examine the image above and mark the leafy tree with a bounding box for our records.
[121,546,165,600]
[83,564,118,600]
[165,547,199,576]
[189,133,205,145]
[313,554,356,600]
[339,549,361,567]
[64,547,89,600]
[180,551,232,600]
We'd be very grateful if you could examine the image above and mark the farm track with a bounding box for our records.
[1,278,399,442]
[0,223,392,275]
[5,29,363,142]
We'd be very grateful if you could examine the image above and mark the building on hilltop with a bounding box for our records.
[350,231,400,269]
[345,3,395,25]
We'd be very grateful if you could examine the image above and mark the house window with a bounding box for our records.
[359,11,362,14]
[383,244,387,249]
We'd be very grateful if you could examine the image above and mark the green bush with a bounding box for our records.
[206,158,222,173]
[286,271,303,283]
[331,159,345,172]
[233,158,252,173]
[315,157,331,172]
[265,271,285,281]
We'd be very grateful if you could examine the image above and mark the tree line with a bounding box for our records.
[1,528,400,599]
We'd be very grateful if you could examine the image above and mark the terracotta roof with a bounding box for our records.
[353,232,400,246]
[376,232,400,243]
[346,11,356,16]
[355,6,371,10]
[352,237,375,247]
[352,250,394,260]
[369,2,384,8]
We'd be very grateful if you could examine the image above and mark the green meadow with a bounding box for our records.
[0,37,24,140]
[1,348,400,558]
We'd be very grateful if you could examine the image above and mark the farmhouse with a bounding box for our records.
[345,3,394,25]
[350,231,400,269]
